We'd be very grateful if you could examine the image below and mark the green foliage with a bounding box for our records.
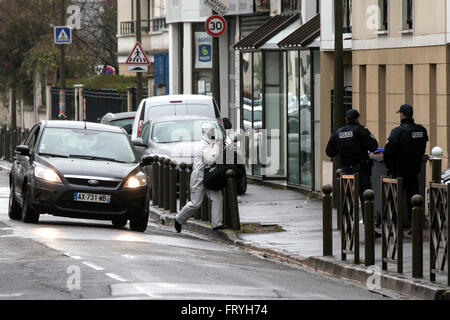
[66,75,148,91]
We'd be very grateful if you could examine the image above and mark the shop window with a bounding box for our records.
[255,0,270,12]
[343,0,352,33]
[379,0,388,31]
[402,0,413,30]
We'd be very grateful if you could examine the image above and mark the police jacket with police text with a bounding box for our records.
[384,118,428,177]
[325,123,378,167]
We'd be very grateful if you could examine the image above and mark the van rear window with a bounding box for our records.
[146,104,215,120]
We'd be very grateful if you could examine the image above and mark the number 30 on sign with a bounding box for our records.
[205,15,227,37]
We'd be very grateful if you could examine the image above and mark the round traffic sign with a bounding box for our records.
[205,15,227,37]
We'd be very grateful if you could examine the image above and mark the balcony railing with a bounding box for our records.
[120,17,168,36]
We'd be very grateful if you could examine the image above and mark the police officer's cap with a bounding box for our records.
[346,109,360,120]
[397,104,413,118]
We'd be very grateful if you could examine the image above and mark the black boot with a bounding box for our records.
[175,220,182,233]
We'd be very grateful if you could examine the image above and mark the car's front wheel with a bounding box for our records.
[129,212,148,232]
[112,216,128,229]
[22,187,40,224]
[8,183,22,220]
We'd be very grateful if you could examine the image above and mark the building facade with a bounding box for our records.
[320,0,450,186]
[166,0,324,191]
[117,0,169,96]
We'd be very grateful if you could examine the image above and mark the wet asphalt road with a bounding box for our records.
[0,170,389,300]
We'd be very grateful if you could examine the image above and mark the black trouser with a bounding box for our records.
[393,173,419,229]
[342,164,372,219]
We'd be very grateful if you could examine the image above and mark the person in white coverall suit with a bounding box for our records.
[174,123,224,233]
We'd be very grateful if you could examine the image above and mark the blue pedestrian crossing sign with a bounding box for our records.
[54,26,72,44]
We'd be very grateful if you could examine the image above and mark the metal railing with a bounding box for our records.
[322,158,448,286]
[429,183,449,285]
[0,126,30,161]
[339,172,360,263]
[381,177,404,273]
[147,155,241,231]
[120,18,168,36]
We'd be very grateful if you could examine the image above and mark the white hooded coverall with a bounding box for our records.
[175,125,224,228]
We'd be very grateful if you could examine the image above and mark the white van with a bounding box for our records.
[131,95,224,140]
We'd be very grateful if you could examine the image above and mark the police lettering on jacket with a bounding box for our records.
[326,124,378,167]
[384,118,428,176]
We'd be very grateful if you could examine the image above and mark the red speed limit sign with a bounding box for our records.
[205,15,227,37]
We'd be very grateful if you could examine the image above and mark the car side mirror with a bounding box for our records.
[132,137,147,148]
[15,145,30,156]
[123,124,132,135]
[223,118,232,130]
[141,155,153,166]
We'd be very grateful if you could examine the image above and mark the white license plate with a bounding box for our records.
[73,192,111,204]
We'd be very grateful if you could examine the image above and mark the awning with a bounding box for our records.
[234,14,300,51]
[278,14,320,49]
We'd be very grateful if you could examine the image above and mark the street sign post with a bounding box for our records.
[126,42,150,73]
[205,15,227,37]
[54,26,72,44]
[128,66,148,73]
[126,42,150,65]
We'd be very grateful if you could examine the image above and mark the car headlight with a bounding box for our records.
[35,165,62,183]
[124,172,147,189]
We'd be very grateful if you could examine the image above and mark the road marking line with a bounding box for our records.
[122,254,135,259]
[64,253,81,260]
[82,262,105,271]
[0,293,23,298]
[106,273,128,282]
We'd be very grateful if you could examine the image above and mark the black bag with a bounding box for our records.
[203,164,228,191]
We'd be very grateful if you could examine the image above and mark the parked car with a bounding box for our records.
[131,95,223,140]
[8,121,152,232]
[133,116,247,194]
[100,111,136,135]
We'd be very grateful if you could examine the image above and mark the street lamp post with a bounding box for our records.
[136,0,143,106]
[59,0,66,119]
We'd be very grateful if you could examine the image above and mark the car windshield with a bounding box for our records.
[37,127,137,163]
[109,118,135,128]
[151,120,224,144]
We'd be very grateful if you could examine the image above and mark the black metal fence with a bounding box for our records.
[322,162,449,287]
[0,126,30,161]
[148,155,241,231]
[51,87,146,122]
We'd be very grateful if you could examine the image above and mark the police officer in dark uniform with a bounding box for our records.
[384,104,428,231]
[326,109,379,223]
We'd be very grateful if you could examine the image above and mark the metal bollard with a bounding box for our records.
[152,155,159,206]
[322,185,333,256]
[0,127,4,159]
[412,195,424,278]
[179,163,188,209]
[431,148,442,183]
[223,189,231,227]
[187,164,193,201]
[226,169,240,231]
[158,157,165,208]
[164,158,170,210]
[364,189,376,267]
[335,169,342,230]
[169,161,177,213]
